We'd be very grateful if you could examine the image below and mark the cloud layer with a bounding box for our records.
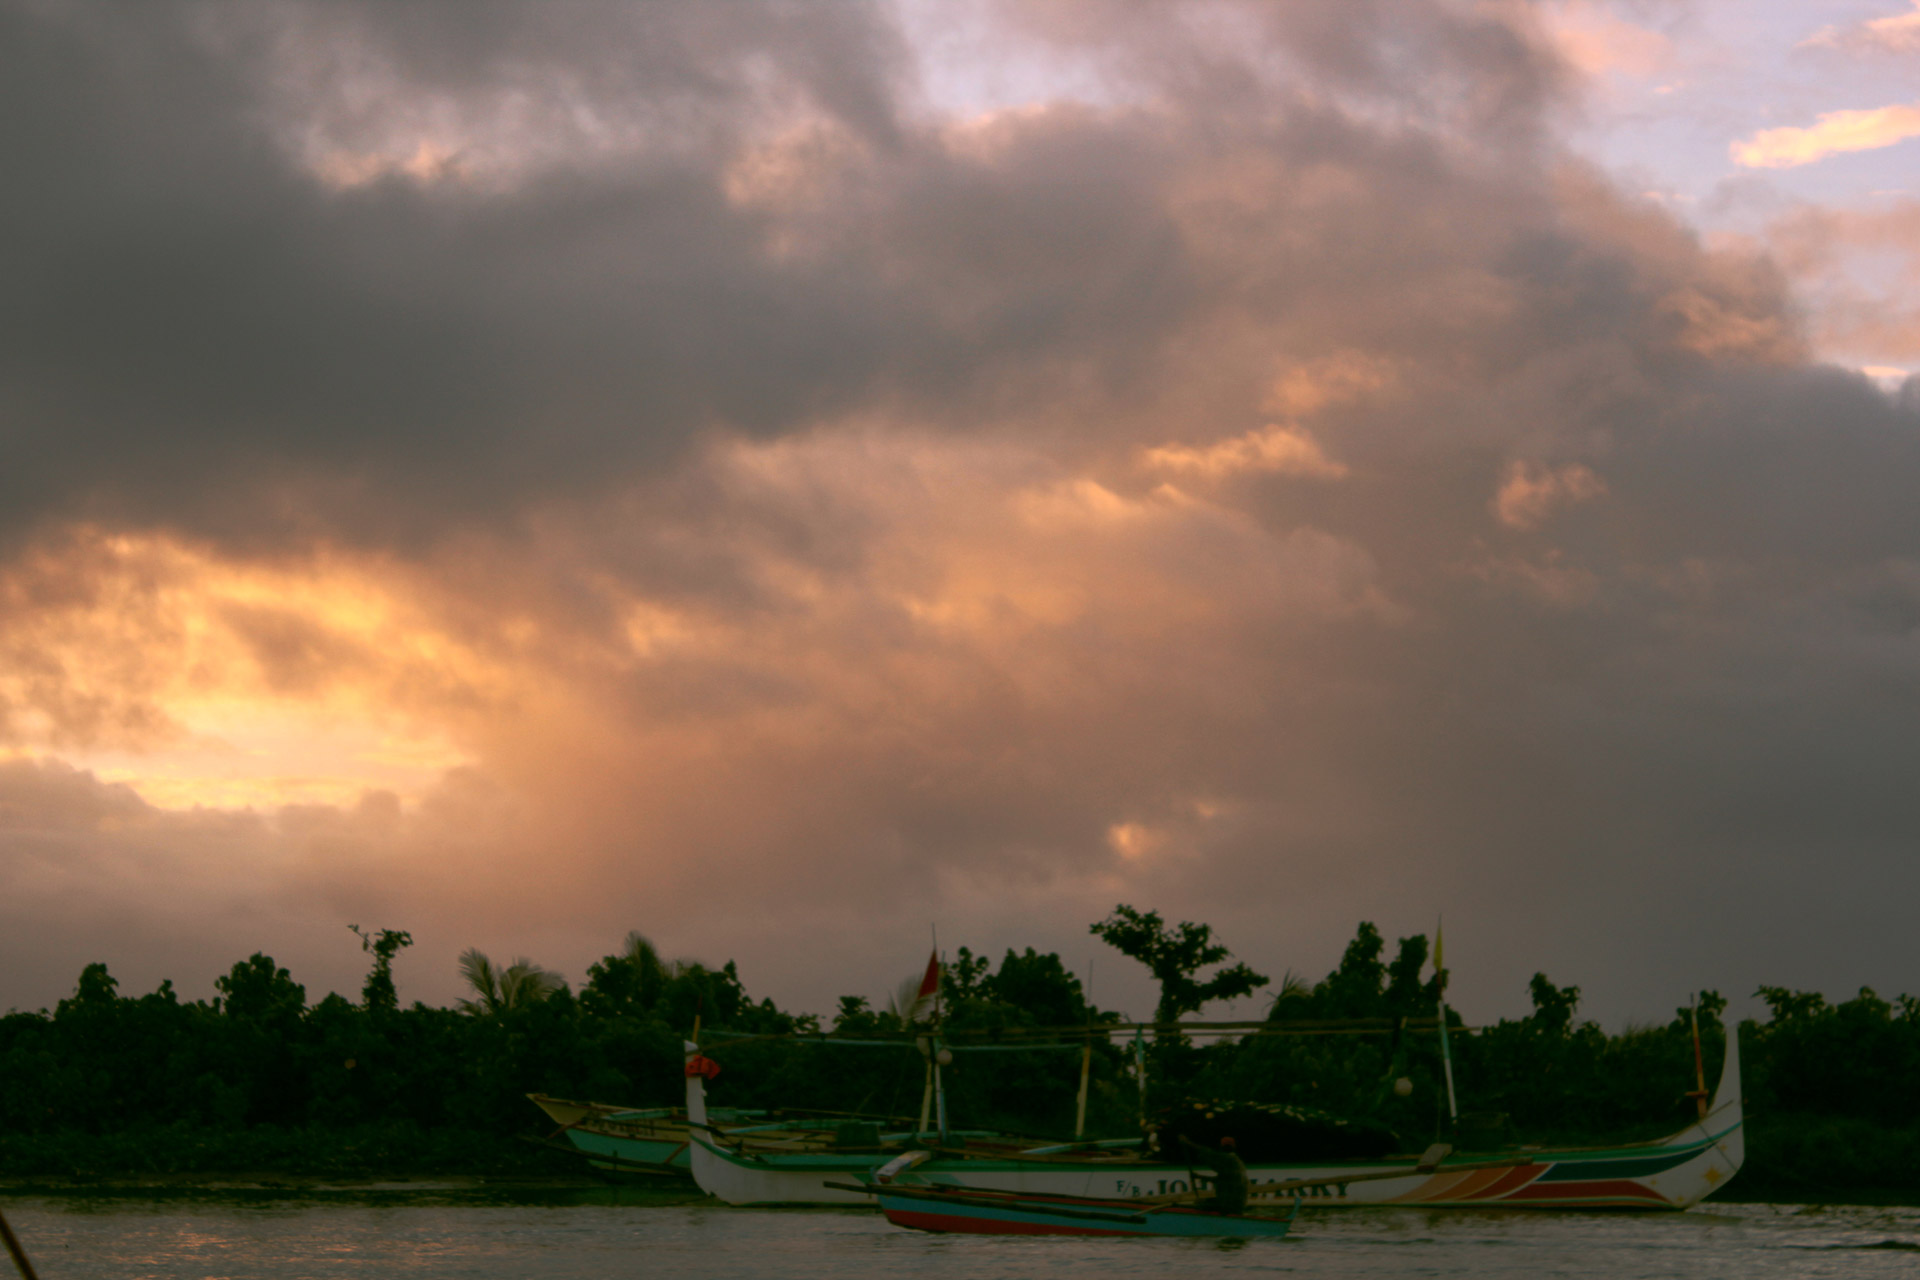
[3,0,1919,1027]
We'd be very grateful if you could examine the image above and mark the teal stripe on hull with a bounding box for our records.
[1535,1147,1704,1182]
[566,1130,691,1170]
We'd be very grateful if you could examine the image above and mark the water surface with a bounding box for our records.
[5,1196,1917,1279]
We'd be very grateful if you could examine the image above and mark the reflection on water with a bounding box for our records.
[4,1195,1919,1280]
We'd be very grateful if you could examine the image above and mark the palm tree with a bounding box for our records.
[621,930,685,1005]
[1271,969,1313,1005]
[885,970,931,1026]
[580,930,691,1016]
[457,947,565,1015]
[623,930,679,980]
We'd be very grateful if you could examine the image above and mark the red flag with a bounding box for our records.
[905,951,940,1023]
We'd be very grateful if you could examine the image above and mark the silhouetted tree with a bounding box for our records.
[983,948,1093,1027]
[349,925,414,1013]
[60,962,119,1013]
[1527,973,1581,1034]
[1266,923,1441,1024]
[11,924,1920,1196]
[216,953,306,1026]
[1090,905,1269,1028]
[942,946,992,1005]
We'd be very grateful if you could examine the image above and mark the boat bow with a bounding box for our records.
[1686,1023,1744,1199]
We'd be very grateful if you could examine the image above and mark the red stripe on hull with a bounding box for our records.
[1501,1179,1673,1206]
[1395,1169,1481,1203]
[884,1209,1134,1236]
[1462,1164,1548,1200]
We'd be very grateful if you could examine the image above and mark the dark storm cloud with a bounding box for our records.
[0,0,1584,546]
[0,0,1228,546]
[0,0,915,539]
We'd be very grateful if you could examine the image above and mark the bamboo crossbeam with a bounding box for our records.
[922,1144,1144,1165]
[696,1016,1476,1051]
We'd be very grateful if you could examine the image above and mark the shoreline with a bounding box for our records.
[0,1173,700,1203]
[2,1176,1915,1209]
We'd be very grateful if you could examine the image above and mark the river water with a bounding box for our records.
[4,1194,1917,1279]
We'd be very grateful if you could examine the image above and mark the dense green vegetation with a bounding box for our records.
[2,911,1916,1200]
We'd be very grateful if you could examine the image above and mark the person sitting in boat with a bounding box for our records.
[1179,1134,1249,1214]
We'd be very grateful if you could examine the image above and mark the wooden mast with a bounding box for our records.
[1686,998,1709,1119]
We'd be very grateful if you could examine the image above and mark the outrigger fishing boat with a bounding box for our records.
[831,1178,1301,1238]
[526,1095,716,1178]
[526,1095,935,1180]
[680,1028,1745,1209]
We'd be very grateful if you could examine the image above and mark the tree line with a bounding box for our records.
[1,907,1914,1198]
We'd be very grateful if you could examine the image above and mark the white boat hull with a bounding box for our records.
[681,1032,1744,1209]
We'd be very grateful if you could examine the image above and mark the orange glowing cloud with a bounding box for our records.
[1731,103,1920,170]
[1544,1,1672,80]
[0,531,499,812]
[315,140,473,190]
[1492,461,1607,531]
[1264,351,1400,419]
[1140,424,1348,481]
[2,421,1396,928]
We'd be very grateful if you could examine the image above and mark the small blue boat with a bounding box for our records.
[831,1180,1299,1238]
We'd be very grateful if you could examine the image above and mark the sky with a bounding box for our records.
[3,0,1919,1033]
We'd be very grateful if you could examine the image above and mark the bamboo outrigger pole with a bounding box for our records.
[0,1207,40,1280]
[932,925,949,1146]
[917,1042,935,1139]
[1436,917,1459,1125]
[933,1045,949,1144]
[1073,955,1093,1139]
[1073,1040,1092,1139]
[1132,1026,1147,1128]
